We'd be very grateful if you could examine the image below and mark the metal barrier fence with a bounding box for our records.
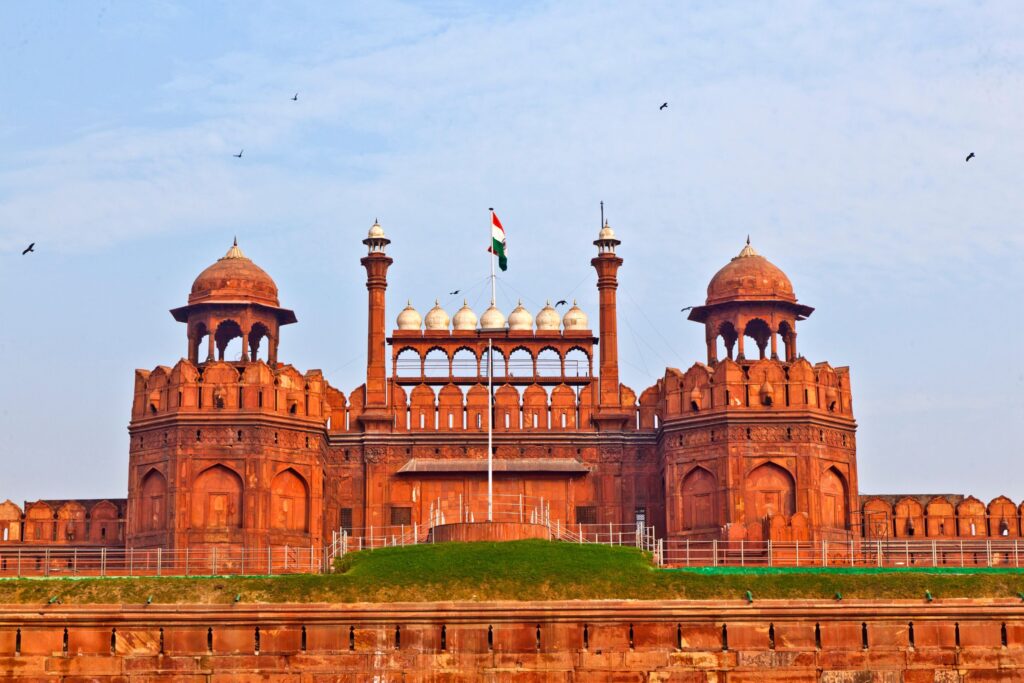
[658,538,1024,568]
[0,544,324,578]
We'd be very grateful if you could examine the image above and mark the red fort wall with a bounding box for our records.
[1,600,1023,681]
[0,224,1016,556]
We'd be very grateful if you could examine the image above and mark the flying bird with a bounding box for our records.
[291,93,298,101]
[680,306,694,312]
[965,152,975,162]
[449,289,460,295]
[22,242,35,255]
[659,102,668,110]
[555,300,568,307]
[233,149,243,158]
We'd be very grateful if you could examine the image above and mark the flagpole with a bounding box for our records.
[486,208,496,522]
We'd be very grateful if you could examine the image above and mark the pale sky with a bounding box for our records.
[1,2,1022,503]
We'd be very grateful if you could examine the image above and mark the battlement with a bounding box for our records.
[382,381,640,433]
[131,359,332,426]
[637,357,854,429]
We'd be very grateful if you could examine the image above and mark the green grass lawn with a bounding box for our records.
[0,540,1022,604]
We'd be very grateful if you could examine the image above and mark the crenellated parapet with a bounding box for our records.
[1,498,125,546]
[131,359,334,427]
[638,357,854,428]
[861,494,1024,540]
[380,381,641,433]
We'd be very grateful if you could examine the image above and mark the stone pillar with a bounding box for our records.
[359,222,394,432]
[590,223,629,431]
[241,327,250,361]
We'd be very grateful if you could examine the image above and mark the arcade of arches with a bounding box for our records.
[0,227,1014,552]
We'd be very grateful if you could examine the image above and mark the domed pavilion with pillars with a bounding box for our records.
[171,239,296,365]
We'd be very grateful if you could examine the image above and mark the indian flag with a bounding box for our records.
[488,211,508,271]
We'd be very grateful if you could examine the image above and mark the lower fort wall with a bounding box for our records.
[1,599,1023,680]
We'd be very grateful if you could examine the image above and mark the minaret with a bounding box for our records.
[359,220,393,431]
[590,221,629,430]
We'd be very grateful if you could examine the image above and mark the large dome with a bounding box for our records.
[189,240,280,307]
[705,240,795,306]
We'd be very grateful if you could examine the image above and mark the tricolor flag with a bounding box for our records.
[488,211,508,271]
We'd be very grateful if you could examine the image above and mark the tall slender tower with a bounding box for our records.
[360,220,394,431]
[590,221,630,431]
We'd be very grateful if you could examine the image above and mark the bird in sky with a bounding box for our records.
[449,289,460,295]
[555,300,568,307]
[680,306,694,312]
[234,149,243,158]
[22,242,35,255]
[659,102,668,110]
[965,152,975,162]
[292,93,298,101]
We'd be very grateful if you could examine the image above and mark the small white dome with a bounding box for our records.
[368,219,385,239]
[598,222,616,241]
[562,300,589,330]
[396,300,422,330]
[508,300,533,331]
[536,301,560,331]
[452,300,478,331]
[480,303,506,330]
[424,299,450,331]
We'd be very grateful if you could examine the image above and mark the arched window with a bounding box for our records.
[743,319,772,360]
[564,348,590,377]
[214,320,244,361]
[395,348,422,378]
[480,347,506,378]
[452,348,478,377]
[716,322,738,361]
[508,347,533,378]
[424,348,449,378]
[536,348,561,377]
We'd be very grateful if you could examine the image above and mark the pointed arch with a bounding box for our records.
[820,467,848,529]
[745,462,796,520]
[270,468,309,532]
[681,466,717,530]
[191,464,243,529]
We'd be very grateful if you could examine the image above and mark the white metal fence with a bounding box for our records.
[0,544,324,578]
[657,538,1024,568]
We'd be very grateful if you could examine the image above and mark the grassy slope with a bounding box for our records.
[0,540,1021,605]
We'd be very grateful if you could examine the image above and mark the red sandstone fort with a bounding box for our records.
[0,222,1017,555]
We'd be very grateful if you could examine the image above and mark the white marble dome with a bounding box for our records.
[480,303,506,330]
[452,300,478,331]
[368,219,385,239]
[424,300,450,331]
[508,300,533,331]
[562,300,589,330]
[396,300,422,330]
[536,301,560,331]
[598,222,616,241]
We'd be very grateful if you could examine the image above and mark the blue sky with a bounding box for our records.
[1,1,1022,502]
